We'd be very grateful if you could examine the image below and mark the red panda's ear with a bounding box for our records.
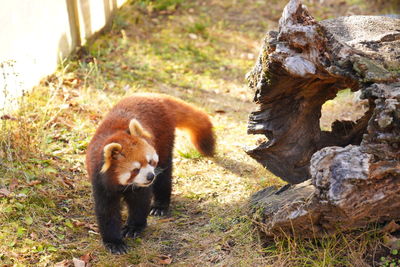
[100,143,122,173]
[129,119,152,138]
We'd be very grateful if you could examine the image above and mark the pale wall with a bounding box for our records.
[0,0,126,112]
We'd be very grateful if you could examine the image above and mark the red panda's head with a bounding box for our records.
[100,119,159,187]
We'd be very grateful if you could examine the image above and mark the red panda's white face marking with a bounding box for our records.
[117,161,141,185]
[131,162,141,170]
[146,153,159,165]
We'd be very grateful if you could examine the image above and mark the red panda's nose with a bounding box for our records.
[146,172,155,182]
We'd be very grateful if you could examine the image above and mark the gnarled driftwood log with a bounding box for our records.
[247,0,400,237]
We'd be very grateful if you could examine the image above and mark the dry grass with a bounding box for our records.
[1,0,398,266]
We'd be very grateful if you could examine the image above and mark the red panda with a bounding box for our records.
[85,93,215,254]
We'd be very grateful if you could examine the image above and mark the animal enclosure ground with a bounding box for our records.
[1,0,398,266]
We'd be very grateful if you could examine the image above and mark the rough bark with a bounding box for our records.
[247,0,400,237]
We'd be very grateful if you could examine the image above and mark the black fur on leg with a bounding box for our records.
[92,176,127,254]
[122,187,151,238]
[150,159,172,216]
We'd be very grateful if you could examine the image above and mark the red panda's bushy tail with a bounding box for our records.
[165,97,215,156]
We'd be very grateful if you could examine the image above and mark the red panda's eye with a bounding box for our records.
[131,168,140,176]
[149,160,157,167]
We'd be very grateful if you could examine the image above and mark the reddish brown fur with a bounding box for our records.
[86,93,215,183]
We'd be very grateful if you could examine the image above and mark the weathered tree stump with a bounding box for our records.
[247,0,400,237]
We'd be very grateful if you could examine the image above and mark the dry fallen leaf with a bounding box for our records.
[9,179,19,191]
[30,232,38,240]
[158,217,175,223]
[72,257,86,267]
[382,220,400,233]
[188,33,198,40]
[0,114,17,120]
[383,233,400,250]
[72,220,86,227]
[27,180,42,186]
[62,177,75,189]
[71,220,99,232]
[157,255,173,265]
[54,259,71,267]
[80,253,93,264]
[0,188,11,197]
[84,223,98,232]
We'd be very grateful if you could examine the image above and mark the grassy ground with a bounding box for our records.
[1,0,399,266]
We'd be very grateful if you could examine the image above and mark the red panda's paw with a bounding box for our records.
[149,206,169,216]
[104,240,129,254]
[121,224,146,239]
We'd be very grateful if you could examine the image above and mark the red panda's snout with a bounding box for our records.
[146,172,155,182]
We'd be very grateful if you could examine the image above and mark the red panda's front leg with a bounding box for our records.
[122,187,151,238]
[93,185,128,254]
